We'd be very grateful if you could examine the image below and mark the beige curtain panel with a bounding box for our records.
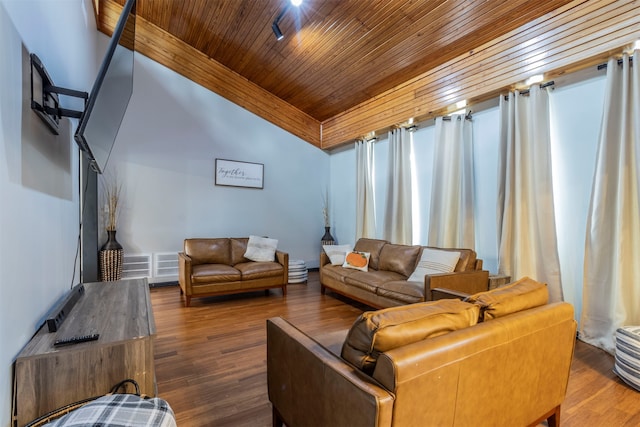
[428,115,475,248]
[355,139,377,240]
[383,128,413,244]
[581,50,640,353]
[497,86,563,303]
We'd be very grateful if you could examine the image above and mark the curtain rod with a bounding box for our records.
[519,80,554,96]
[597,56,634,70]
[441,110,473,121]
[369,110,473,136]
[503,81,555,100]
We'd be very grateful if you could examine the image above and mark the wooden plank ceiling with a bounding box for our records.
[94,0,638,149]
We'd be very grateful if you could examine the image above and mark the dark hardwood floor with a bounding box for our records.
[150,272,640,426]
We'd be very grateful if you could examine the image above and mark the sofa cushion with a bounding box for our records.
[376,280,425,304]
[230,238,249,265]
[466,276,548,321]
[341,299,480,374]
[342,251,371,272]
[235,261,283,280]
[191,264,241,284]
[315,329,350,358]
[407,248,461,282]
[321,264,360,283]
[345,270,407,293]
[378,244,422,277]
[244,235,278,262]
[353,238,388,270]
[323,244,352,265]
[185,238,231,265]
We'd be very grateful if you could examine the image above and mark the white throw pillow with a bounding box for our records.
[244,235,278,262]
[323,244,352,265]
[407,248,461,282]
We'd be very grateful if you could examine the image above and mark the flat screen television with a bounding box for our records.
[74,0,136,174]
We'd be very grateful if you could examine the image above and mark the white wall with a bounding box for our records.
[105,53,330,274]
[329,73,607,320]
[327,145,355,247]
[0,1,98,425]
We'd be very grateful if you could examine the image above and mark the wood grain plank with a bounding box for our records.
[321,0,640,148]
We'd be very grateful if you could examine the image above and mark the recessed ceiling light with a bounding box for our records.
[291,0,303,6]
[455,100,467,109]
[634,40,640,51]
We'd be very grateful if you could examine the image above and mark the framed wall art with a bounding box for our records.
[215,158,264,189]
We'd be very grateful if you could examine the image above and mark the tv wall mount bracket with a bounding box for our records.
[30,53,88,135]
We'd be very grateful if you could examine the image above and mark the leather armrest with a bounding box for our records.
[267,317,394,427]
[275,250,289,281]
[320,251,330,267]
[275,250,288,266]
[178,252,192,294]
[424,270,490,301]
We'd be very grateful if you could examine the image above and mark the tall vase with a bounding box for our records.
[100,230,123,281]
[321,226,335,246]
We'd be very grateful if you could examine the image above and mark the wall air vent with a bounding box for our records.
[122,254,152,279]
[154,252,178,278]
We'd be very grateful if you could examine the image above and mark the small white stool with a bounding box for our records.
[288,259,308,284]
[613,326,640,392]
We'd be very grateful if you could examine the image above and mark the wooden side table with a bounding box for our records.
[489,274,511,290]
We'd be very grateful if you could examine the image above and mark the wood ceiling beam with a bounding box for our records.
[320,0,640,149]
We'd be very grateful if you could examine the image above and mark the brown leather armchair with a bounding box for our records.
[268,278,576,427]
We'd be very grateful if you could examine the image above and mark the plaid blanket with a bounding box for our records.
[44,394,176,427]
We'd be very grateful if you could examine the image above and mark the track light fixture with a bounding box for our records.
[272,0,303,40]
[272,22,284,40]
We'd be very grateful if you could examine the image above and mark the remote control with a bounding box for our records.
[54,333,100,347]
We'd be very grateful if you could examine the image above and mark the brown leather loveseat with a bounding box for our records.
[267,277,577,427]
[178,237,288,307]
[320,238,489,308]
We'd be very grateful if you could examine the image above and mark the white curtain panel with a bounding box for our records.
[497,86,563,302]
[428,115,475,248]
[355,139,377,239]
[581,51,640,353]
[383,128,413,244]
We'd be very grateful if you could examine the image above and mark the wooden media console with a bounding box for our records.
[12,278,156,426]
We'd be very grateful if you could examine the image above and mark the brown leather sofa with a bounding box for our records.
[178,237,288,307]
[267,277,577,427]
[320,238,489,308]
